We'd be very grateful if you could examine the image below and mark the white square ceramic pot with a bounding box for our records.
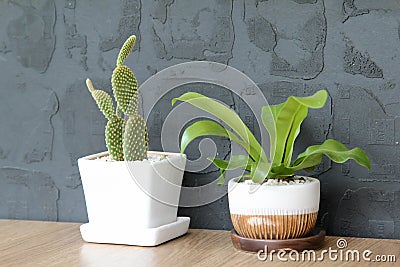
[78,151,187,229]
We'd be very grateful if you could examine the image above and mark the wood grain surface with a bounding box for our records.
[0,220,399,267]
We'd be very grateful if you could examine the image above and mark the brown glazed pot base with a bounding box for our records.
[231,228,326,253]
[231,212,318,239]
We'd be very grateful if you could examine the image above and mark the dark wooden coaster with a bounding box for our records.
[231,228,326,253]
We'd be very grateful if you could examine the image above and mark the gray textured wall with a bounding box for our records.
[1,0,400,239]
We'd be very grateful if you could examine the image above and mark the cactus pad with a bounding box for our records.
[86,79,114,120]
[123,114,148,161]
[91,90,114,120]
[117,35,136,66]
[112,65,138,116]
[106,116,125,161]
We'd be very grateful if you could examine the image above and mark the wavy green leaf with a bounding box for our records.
[173,93,258,156]
[208,155,253,171]
[249,160,272,183]
[217,169,226,185]
[282,105,308,166]
[173,92,271,183]
[180,120,247,155]
[273,90,328,167]
[268,165,296,178]
[261,105,277,163]
[210,155,254,185]
[293,139,370,169]
[290,153,323,171]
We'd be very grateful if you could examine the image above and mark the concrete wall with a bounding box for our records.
[1,0,399,239]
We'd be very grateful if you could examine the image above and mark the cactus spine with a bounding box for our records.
[86,35,149,161]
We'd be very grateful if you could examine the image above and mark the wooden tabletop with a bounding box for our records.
[0,220,398,267]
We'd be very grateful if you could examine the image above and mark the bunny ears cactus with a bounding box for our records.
[86,35,148,161]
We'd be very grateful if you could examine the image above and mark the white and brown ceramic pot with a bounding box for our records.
[228,177,320,240]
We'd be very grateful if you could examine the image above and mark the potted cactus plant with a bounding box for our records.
[78,35,189,246]
[172,90,370,240]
